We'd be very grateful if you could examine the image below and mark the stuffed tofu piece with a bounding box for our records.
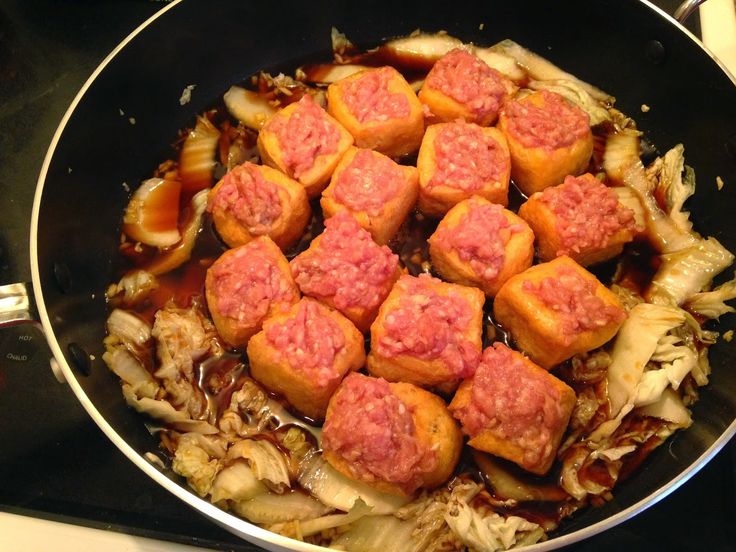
[205,236,299,348]
[322,373,462,496]
[418,48,516,126]
[493,256,626,369]
[417,121,511,216]
[449,343,576,475]
[247,298,364,421]
[497,90,593,196]
[207,161,311,250]
[327,66,424,158]
[321,147,419,245]
[290,211,401,332]
[429,196,534,297]
[257,94,353,198]
[518,173,637,266]
[367,274,484,390]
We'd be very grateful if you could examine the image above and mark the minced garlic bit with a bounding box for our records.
[89,354,96,361]
[724,329,733,342]
[118,108,125,116]
[479,22,485,30]
[144,452,166,469]
[122,182,130,192]
[179,84,196,106]
[129,117,136,125]
[67,167,72,174]
[717,176,724,191]
[641,104,650,113]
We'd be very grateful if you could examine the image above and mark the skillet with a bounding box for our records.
[2,0,736,550]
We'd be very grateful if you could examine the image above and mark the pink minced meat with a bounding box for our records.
[425,48,509,121]
[266,95,340,178]
[333,149,403,217]
[522,267,626,344]
[207,162,282,235]
[432,199,524,282]
[290,211,398,311]
[322,373,436,488]
[209,241,296,327]
[376,274,480,378]
[452,343,566,467]
[502,90,590,151]
[265,300,345,388]
[428,122,508,191]
[538,174,636,256]
[341,67,410,123]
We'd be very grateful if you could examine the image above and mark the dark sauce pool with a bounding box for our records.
[110,43,667,536]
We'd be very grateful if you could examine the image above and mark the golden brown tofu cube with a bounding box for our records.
[449,343,576,475]
[493,256,626,369]
[323,373,462,496]
[367,274,484,390]
[205,236,300,348]
[320,147,419,245]
[327,66,424,158]
[207,162,311,250]
[247,298,365,421]
[497,90,593,196]
[418,48,516,127]
[417,122,510,217]
[518,173,637,266]
[428,196,534,297]
[257,94,353,198]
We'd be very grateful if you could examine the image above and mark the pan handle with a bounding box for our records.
[0,282,41,329]
[674,0,708,22]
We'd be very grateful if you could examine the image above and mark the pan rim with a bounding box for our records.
[28,0,736,550]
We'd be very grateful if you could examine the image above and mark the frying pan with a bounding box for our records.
[1,0,735,550]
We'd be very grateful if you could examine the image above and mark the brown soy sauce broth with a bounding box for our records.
[111,40,671,534]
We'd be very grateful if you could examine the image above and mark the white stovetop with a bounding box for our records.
[4,3,735,551]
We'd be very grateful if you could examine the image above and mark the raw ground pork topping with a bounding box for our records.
[207,162,282,235]
[539,174,636,255]
[432,200,523,281]
[522,267,626,344]
[322,373,436,487]
[502,90,590,150]
[290,211,398,311]
[265,300,345,388]
[341,67,411,123]
[453,343,565,466]
[429,122,508,191]
[425,48,509,120]
[209,241,296,326]
[377,274,480,378]
[333,149,403,216]
[267,94,340,178]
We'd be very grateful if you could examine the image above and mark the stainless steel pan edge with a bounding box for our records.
[26,0,736,550]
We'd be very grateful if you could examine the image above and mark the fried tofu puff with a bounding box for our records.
[205,236,299,348]
[367,274,484,391]
[247,298,364,421]
[290,211,401,332]
[493,256,626,369]
[320,147,419,245]
[428,196,534,297]
[518,173,637,266]
[257,94,353,198]
[497,90,593,196]
[207,162,311,250]
[417,121,510,217]
[327,66,424,158]
[322,373,462,496]
[449,343,576,475]
[418,48,516,126]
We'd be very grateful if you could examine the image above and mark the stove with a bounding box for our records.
[1,1,735,551]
